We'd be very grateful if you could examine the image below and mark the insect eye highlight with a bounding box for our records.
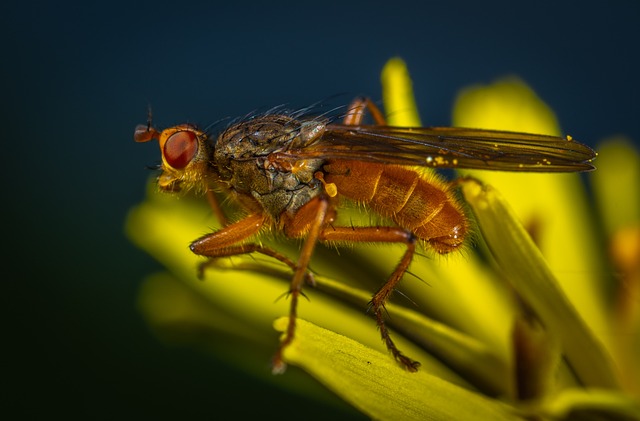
[163,130,198,169]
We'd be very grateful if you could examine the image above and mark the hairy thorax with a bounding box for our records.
[214,115,326,220]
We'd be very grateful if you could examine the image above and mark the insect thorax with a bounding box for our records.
[213,115,326,220]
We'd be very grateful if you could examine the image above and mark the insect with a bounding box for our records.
[134,97,596,373]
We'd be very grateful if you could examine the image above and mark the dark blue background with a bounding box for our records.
[5,1,638,418]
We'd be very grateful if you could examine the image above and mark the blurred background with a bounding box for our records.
[4,0,639,418]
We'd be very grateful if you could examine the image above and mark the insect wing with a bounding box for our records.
[288,125,596,172]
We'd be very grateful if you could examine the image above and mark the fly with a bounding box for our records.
[134,97,596,372]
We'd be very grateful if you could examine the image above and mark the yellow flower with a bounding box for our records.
[126,58,640,419]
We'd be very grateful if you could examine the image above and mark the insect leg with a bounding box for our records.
[320,226,421,371]
[190,213,281,271]
[194,243,315,284]
[272,196,330,374]
[190,213,315,282]
[190,213,266,252]
[343,97,387,126]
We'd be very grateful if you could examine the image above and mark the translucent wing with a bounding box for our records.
[286,125,596,172]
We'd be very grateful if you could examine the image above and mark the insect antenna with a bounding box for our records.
[145,103,154,130]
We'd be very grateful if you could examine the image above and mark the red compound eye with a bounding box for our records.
[164,130,198,169]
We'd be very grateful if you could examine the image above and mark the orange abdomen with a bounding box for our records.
[323,161,468,253]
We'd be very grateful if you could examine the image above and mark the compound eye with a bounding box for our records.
[164,130,198,169]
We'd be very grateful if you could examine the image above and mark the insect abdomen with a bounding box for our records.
[323,161,468,253]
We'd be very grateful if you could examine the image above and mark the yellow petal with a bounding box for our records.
[541,388,640,420]
[461,178,619,389]
[275,317,517,421]
[126,185,470,385]
[381,57,422,126]
[591,137,640,396]
[453,78,612,359]
[314,275,509,395]
[379,59,518,389]
[591,137,640,237]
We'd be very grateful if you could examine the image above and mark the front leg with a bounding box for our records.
[190,213,265,253]
[190,212,315,284]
